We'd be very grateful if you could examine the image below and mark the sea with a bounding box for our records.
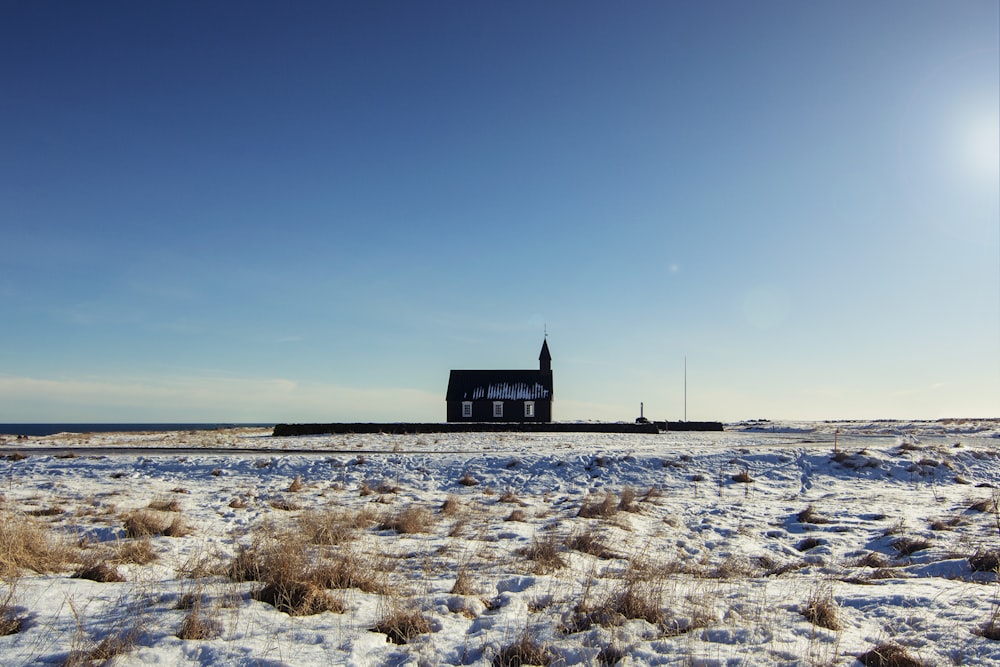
[0,424,273,437]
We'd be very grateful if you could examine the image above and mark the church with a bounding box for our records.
[445,339,553,422]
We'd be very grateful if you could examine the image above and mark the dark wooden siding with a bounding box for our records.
[446,398,551,423]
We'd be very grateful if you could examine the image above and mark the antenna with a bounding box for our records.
[684,355,687,422]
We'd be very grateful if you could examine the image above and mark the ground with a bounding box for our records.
[0,421,998,666]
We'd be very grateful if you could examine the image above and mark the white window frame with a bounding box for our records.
[462,401,473,418]
[493,401,504,418]
[524,401,535,418]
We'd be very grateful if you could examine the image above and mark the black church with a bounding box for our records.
[446,340,553,422]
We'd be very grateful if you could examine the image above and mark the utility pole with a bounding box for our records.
[684,355,687,422]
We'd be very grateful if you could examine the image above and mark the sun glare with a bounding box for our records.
[955,110,1000,186]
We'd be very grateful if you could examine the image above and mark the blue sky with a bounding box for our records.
[1,1,997,423]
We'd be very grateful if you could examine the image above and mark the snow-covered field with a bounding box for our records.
[0,420,998,666]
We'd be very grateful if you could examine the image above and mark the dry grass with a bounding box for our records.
[298,506,375,545]
[516,534,566,574]
[229,533,349,615]
[969,551,1000,572]
[110,537,158,565]
[123,509,191,538]
[732,469,754,483]
[802,586,841,630]
[618,486,638,512]
[0,587,23,636]
[450,564,477,596]
[796,505,833,524]
[969,497,997,513]
[380,505,434,534]
[892,537,931,557]
[287,475,305,492]
[65,624,142,667]
[268,498,301,511]
[229,528,390,598]
[499,490,521,504]
[440,495,462,515]
[577,491,619,519]
[370,603,433,644]
[254,579,346,616]
[566,528,616,559]
[493,629,553,667]
[147,498,181,512]
[857,642,924,667]
[73,560,125,583]
[0,510,74,577]
[853,552,890,569]
[26,505,64,517]
[177,600,223,641]
[458,473,479,486]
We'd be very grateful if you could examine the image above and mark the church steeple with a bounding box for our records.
[539,338,551,372]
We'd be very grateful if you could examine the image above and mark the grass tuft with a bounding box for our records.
[801,586,841,630]
[370,604,433,644]
[857,642,924,667]
[73,561,125,583]
[578,491,619,519]
[516,534,566,574]
[492,630,553,667]
[0,511,73,577]
[380,505,434,534]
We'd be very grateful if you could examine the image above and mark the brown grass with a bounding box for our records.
[370,604,433,644]
[566,528,616,559]
[73,561,125,583]
[802,587,840,630]
[578,491,618,519]
[969,498,997,513]
[451,564,477,596]
[113,537,157,565]
[516,534,566,574]
[732,469,754,483]
[380,505,434,534]
[123,510,163,537]
[969,551,1000,572]
[268,498,301,511]
[287,475,305,492]
[0,587,23,636]
[0,510,73,577]
[229,531,390,596]
[857,642,924,667]
[177,600,223,641]
[796,505,833,524]
[66,625,142,666]
[618,486,638,512]
[892,537,930,557]
[26,506,64,517]
[147,498,181,512]
[298,507,375,545]
[440,495,462,515]
[254,579,346,616]
[458,473,479,486]
[492,629,553,667]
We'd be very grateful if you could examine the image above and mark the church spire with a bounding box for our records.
[539,338,552,372]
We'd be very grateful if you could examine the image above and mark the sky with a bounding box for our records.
[1,1,998,424]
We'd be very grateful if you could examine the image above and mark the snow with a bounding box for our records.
[0,420,998,666]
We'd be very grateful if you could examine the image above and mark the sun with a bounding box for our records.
[955,109,1000,186]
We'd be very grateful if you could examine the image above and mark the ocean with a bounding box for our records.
[0,424,273,437]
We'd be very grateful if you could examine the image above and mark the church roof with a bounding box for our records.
[446,369,553,402]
